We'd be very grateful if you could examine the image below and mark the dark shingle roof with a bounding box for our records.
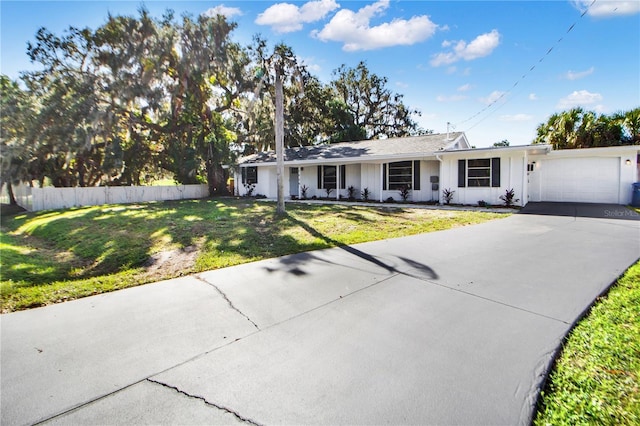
[239,132,464,164]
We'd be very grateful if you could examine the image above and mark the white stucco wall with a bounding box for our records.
[236,146,639,206]
[298,166,317,198]
[340,164,362,199]
[360,163,381,201]
[298,164,364,200]
[254,160,445,202]
[236,166,275,197]
[440,151,527,206]
[376,160,438,202]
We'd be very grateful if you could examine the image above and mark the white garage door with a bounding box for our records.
[540,157,619,203]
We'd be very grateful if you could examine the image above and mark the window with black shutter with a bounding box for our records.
[458,160,466,187]
[388,161,412,190]
[459,158,501,187]
[491,157,501,187]
[467,159,491,187]
[318,165,337,189]
[241,166,258,185]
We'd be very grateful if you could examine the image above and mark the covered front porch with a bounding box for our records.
[238,159,442,203]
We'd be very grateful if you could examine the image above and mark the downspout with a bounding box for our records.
[522,151,528,207]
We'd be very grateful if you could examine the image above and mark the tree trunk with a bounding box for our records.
[275,66,285,215]
[206,140,230,197]
[6,182,17,205]
[206,160,228,196]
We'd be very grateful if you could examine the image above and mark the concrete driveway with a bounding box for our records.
[2,203,639,425]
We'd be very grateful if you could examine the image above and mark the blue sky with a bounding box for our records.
[2,0,639,147]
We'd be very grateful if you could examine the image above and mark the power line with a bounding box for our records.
[455,0,597,132]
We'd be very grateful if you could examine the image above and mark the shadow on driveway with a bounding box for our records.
[520,202,640,221]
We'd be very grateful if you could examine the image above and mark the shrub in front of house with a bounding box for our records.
[243,183,256,197]
[442,188,455,205]
[348,185,357,201]
[361,187,370,201]
[499,188,520,207]
[398,186,411,202]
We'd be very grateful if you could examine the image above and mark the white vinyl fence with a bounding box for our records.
[6,183,209,212]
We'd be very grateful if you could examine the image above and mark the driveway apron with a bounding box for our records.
[2,204,639,425]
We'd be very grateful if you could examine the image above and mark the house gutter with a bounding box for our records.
[239,152,447,167]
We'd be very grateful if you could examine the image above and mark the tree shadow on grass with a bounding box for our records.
[1,198,438,290]
[1,201,209,285]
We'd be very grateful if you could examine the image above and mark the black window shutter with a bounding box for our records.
[458,160,466,187]
[413,160,421,190]
[317,166,322,189]
[253,167,258,183]
[340,165,346,189]
[491,158,501,187]
[382,164,387,190]
[241,168,246,184]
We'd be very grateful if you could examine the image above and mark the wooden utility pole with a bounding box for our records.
[275,64,285,215]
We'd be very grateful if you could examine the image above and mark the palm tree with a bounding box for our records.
[534,107,632,149]
[621,108,640,144]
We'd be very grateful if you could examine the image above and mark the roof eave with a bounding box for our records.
[439,144,552,155]
[239,152,443,167]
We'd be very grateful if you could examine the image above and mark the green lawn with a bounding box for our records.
[535,261,640,425]
[1,198,505,312]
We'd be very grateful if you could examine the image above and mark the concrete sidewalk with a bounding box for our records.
[2,207,639,425]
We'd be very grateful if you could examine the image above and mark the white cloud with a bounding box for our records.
[298,56,322,73]
[396,81,409,89]
[565,67,594,80]
[203,4,243,19]
[572,0,640,17]
[431,29,501,67]
[529,93,538,101]
[556,90,603,109]
[457,83,472,92]
[479,90,505,105]
[256,0,339,33]
[436,94,467,102]
[500,114,533,122]
[313,0,439,51]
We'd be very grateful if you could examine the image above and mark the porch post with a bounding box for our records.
[336,164,340,200]
[379,163,384,202]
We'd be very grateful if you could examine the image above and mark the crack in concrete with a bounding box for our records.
[147,378,263,426]
[195,275,260,330]
[404,273,570,325]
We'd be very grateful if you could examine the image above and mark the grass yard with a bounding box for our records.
[535,261,640,425]
[1,198,505,312]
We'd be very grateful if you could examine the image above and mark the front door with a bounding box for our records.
[289,168,299,197]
